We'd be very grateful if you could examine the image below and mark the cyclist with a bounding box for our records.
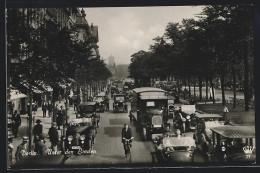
[121,124,133,157]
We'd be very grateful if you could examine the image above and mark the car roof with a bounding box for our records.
[133,87,166,93]
[210,125,255,138]
[162,136,195,147]
[195,114,222,119]
[79,102,96,106]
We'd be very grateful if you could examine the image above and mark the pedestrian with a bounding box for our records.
[48,122,59,152]
[42,101,47,118]
[48,100,53,118]
[92,112,100,129]
[33,119,43,143]
[57,106,65,130]
[33,101,38,114]
[12,110,21,138]
[35,133,47,155]
[223,105,230,125]
[8,138,14,167]
[58,93,62,103]
[73,98,78,111]
[15,136,29,162]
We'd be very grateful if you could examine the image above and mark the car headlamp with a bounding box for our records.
[80,135,85,141]
[221,146,226,152]
[68,135,73,144]
[186,115,190,119]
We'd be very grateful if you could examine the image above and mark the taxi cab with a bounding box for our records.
[209,125,256,163]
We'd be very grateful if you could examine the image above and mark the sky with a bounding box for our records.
[84,6,204,65]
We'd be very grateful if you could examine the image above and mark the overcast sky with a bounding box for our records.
[84,6,203,65]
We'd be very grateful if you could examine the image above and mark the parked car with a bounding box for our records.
[202,125,256,163]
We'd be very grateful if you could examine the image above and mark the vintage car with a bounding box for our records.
[64,119,96,154]
[131,87,169,140]
[154,135,195,163]
[77,102,98,118]
[111,85,118,95]
[123,85,130,99]
[194,114,224,141]
[174,105,197,133]
[113,94,128,112]
[203,125,256,163]
[93,93,106,112]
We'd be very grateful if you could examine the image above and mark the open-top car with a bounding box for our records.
[154,135,196,163]
[93,95,106,112]
[113,94,127,112]
[174,105,197,133]
[203,125,256,163]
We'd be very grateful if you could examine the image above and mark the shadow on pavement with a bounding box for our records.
[109,118,129,125]
[103,126,122,137]
[100,154,126,161]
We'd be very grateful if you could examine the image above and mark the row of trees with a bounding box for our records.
[129,5,253,111]
[7,8,111,149]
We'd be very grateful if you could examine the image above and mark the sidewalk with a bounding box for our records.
[10,100,75,165]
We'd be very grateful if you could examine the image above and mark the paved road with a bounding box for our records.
[64,98,155,166]
[63,96,206,166]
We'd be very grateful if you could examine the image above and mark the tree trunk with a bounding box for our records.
[28,85,33,151]
[193,80,196,99]
[243,40,250,111]
[177,76,180,98]
[232,64,237,108]
[184,76,186,100]
[199,76,202,102]
[210,74,215,104]
[206,76,209,102]
[188,75,191,99]
[220,73,226,106]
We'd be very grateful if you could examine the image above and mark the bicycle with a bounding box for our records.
[123,137,134,163]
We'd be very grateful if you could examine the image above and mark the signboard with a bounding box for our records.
[146,101,155,107]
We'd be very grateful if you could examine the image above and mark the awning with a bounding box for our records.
[210,125,255,138]
[10,89,28,100]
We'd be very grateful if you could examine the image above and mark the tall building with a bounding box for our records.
[108,55,115,66]
[6,7,99,112]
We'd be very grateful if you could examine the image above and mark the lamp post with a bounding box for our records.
[28,68,33,151]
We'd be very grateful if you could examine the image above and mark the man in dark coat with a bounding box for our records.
[12,110,21,138]
[42,101,47,118]
[15,136,29,162]
[48,100,53,118]
[57,106,65,130]
[35,133,47,155]
[33,119,43,143]
[48,122,59,151]
[121,124,133,157]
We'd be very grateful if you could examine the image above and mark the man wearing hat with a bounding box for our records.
[35,133,47,155]
[33,119,43,143]
[15,136,29,162]
[48,122,59,151]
